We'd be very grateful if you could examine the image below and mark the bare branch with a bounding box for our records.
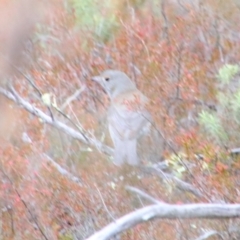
[126,186,162,204]
[148,164,202,197]
[0,86,113,156]
[86,204,240,240]
[60,85,86,111]
[161,0,170,43]
[95,185,116,221]
[172,176,202,197]
[230,147,240,155]
[195,230,224,240]
[43,154,82,186]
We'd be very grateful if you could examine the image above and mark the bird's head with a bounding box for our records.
[92,70,136,99]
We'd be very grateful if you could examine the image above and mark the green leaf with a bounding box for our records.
[41,93,52,107]
[168,153,186,178]
[230,90,240,123]
[71,0,118,42]
[198,110,228,144]
[217,64,240,84]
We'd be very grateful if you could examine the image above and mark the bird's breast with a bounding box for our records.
[112,90,148,113]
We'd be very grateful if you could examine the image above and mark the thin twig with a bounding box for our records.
[95,185,116,222]
[0,168,49,240]
[126,186,163,204]
[7,64,55,121]
[43,154,82,186]
[60,85,86,111]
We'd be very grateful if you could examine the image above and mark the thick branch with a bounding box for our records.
[86,203,240,240]
[0,87,113,156]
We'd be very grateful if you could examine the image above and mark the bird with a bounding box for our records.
[92,69,152,166]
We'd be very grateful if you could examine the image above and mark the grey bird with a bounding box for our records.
[92,70,151,166]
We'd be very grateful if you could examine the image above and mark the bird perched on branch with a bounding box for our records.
[92,70,152,166]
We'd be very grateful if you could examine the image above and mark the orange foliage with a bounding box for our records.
[0,0,240,239]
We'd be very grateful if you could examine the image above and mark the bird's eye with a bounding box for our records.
[105,77,109,81]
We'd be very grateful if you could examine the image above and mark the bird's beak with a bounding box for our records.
[91,76,102,83]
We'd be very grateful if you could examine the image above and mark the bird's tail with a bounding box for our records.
[109,124,139,166]
[112,139,138,166]
[126,139,138,165]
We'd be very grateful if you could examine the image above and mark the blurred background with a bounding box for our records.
[0,0,240,239]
